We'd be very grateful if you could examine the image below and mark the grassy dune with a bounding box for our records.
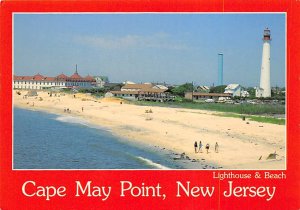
[131,101,285,125]
[213,113,285,125]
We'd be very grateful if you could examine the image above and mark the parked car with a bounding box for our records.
[205,99,215,103]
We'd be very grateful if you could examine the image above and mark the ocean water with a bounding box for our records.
[13,107,183,169]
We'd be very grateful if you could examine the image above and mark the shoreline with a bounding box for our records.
[13,90,286,169]
[14,106,218,169]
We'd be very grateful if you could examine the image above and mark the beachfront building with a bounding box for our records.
[14,74,61,90]
[106,83,174,102]
[224,84,242,97]
[13,70,96,90]
[185,92,232,101]
[65,70,96,88]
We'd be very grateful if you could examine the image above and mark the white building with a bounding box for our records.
[241,90,250,98]
[94,76,109,88]
[255,87,264,98]
[224,84,242,97]
[13,71,96,90]
[123,81,135,85]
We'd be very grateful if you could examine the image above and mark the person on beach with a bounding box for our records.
[205,143,210,154]
[198,141,203,153]
[82,107,84,112]
[194,141,198,153]
[215,142,219,153]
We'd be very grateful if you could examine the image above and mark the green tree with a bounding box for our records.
[170,83,193,97]
[246,87,256,98]
[209,85,227,93]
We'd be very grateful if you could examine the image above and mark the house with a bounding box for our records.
[224,84,242,97]
[241,90,250,97]
[107,83,173,102]
[255,87,264,98]
[94,76,109,88]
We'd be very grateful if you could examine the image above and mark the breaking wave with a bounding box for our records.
[136,156,170,169]
[55,115,89,126]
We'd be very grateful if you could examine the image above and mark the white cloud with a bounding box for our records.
[74,33,188,50]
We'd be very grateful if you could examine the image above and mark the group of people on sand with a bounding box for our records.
[48,92,61,97]
[194,141,219,154]
[64,108,71,113]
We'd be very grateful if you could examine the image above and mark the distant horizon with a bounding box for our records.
[14,13,286,87]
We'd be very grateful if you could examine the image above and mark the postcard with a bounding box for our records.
[0,0,299,209]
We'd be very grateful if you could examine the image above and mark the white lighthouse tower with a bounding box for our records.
[256,28,271,98]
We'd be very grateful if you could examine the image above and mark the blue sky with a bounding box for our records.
[14,13,286,87]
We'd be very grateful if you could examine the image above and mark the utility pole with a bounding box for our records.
[191,81,194,102]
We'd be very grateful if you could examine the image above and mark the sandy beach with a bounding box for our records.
[13,90,286,169]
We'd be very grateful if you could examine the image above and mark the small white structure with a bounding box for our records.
[123,80,136,85]
[94,76,108,88]
[241,90,250,98]
[224,84,241,97]
[256,28,271,98]
[255,87,264,98]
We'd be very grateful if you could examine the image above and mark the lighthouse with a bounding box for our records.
[256,28,271,98]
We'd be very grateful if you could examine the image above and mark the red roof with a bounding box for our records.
[43,77,55,81]
[14,75,46,81]
[84,75,96,82]
[70,72,82,79]
[56,73,68,79]
[14,72,94,82]
[33,73,44,80]
[14,75,25,80]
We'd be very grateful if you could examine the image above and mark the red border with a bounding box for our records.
[1,0,299,209]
